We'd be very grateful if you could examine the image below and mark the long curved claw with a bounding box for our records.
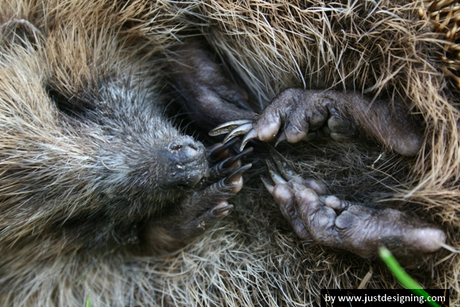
[270,153,298,181]
[260,175,275,194]
[224,163,253,185]
[274,132,287,147]
[223,147,254,168]
[209,119,253,137]
[208,147,254,178]
[265,159,288,185]
[223,123,253,144]
[207,138,240,163]
[265,154,327,195]
[239,128,258,151]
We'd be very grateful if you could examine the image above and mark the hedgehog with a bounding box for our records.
[1,0,460,307]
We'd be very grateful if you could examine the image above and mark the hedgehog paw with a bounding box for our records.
[177,141,253,237]
[144,142,252,253]
[182,162,252,234]
[210,88,358,151]
[264,157,446,258]
[210,88,422,156]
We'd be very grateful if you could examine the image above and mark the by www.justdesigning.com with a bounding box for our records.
[321,289,449,306]
[324,293,446,304]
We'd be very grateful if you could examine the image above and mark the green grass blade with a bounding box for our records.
[378,245,440,307]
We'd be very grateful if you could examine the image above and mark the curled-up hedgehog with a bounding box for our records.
[1,0,460,306]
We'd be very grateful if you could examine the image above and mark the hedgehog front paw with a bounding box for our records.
[210,88,358,151]
[143,141,252,253]
[210,88,422,156]
[263,157,446,258]
[177,140,252,233]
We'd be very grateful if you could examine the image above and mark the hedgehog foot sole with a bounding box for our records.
[263,158,446,259]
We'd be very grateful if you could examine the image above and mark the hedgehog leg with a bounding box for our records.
[143,142,252,253]
[264,160,446,259]
[171,41,255,131]
[293,189,446,258]
[211,88,422,156]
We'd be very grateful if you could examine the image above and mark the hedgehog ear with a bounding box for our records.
[0,18,43,49]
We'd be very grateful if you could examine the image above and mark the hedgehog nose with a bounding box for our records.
[163,139,208,188]
[168,141,205,161]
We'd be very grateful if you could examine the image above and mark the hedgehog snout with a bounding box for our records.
[162,138,209,188]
